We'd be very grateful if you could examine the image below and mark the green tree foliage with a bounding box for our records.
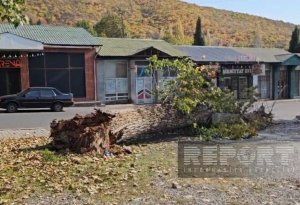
[288,26,300,53]
[94,14,129,38]
[193,16,205,46]
[0,0,27,26]
[76,20,96,36]
[147,56,261,140]
[147,56,256,115]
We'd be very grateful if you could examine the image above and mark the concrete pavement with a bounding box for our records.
[0,104,141,130]
[254,99,300,121]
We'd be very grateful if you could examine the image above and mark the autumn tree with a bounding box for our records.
[173,20,184,40]
[94,14,129,38]
[251,31,263,48]
[193,16,205,46]
[163,31,179,44]
[76,20,96,36]
[288,26,300,53]
[0,0,27,25]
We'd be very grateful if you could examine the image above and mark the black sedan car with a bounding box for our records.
[0,87,74,113]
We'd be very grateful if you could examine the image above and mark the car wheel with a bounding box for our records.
[52,103,63,112]
[6,102,18,113]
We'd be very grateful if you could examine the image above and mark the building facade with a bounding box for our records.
[177,46,300,100]
[0,24,100,101]
[96,38,184,104]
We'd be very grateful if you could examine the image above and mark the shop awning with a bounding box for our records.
[0,32,43,51]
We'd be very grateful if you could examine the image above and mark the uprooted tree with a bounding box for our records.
[50,56,272,154]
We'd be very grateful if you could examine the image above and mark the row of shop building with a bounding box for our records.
[1,24,300,104]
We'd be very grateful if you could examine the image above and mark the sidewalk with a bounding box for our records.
[0,128,50,139]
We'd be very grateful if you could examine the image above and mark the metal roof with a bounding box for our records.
[176,46,290,63]
[0,24,100,46]
[275,54,295,62]
[176,46,248,62]
[97,37,185,57]
[232,47,290,63]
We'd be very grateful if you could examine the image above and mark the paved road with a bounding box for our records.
[254,99,300,121]
[0,104,139,130]
[0,100,299,130]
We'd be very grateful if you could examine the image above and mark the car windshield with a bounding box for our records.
[17,89,30,96]
[53,89,63,95]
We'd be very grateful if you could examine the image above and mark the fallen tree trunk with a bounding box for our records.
[50,104,211,154]
[110,104,211,141]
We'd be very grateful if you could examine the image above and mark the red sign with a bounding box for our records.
[0,59,21,68]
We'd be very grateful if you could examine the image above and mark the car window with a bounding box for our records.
[53,89,62,95]
[41,90,55,97]
[25,90,40,97]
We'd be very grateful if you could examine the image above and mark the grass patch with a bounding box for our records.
[41,149,60,162]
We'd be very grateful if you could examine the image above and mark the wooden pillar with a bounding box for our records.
[20,52,29,90]
[84,49,96,101]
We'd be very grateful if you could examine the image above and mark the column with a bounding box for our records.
[96,60,105,102]
[289,65,297,99]
[272,65,280,99]
[20,52,29,90]
[252,75,259,94]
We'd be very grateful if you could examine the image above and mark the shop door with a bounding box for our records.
[239,77,249,99]
[223,76,249,99]
[224,77,238,99]
[278,70,288,99]
[0,69,21,96]
[136,66,153,104]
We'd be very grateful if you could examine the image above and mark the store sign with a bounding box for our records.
[0,59,21,68]
[222,68,252,75]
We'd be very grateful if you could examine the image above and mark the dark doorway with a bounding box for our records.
[223,76,251,99]
[0,68,21,96]
[278,70,288,99]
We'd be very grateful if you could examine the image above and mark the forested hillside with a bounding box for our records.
[24,0,296,48]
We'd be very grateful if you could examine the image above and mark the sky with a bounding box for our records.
[183,0,300,25]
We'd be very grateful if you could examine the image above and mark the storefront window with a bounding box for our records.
[0,68,21,96]
[162,67,177,78]
[46,53,68,68]
[218,64,252,100]
[28,52,86,98]
[103,61,128,102]
[116,62,128,78]
[258,71,270,99]
[239,77,248,99]
[137,66,151,77]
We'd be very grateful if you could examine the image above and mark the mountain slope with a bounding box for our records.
[24,0,295,48]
